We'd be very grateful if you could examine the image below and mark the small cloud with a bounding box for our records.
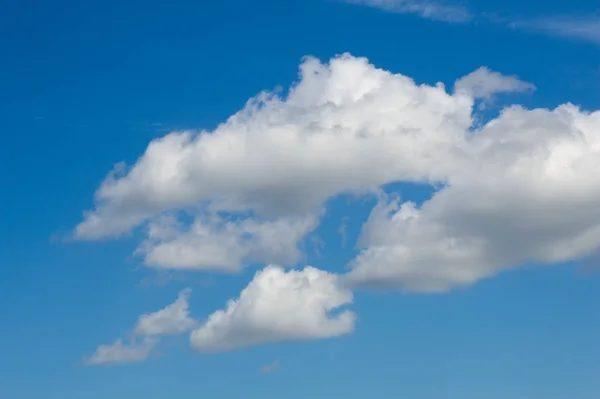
[84,337,158,366]
[190,266,355,353]
[338,217,349,248]
[454,67,535,101]
[83,289,196,365]
[344,0,472,23]
[509,15,600,45]
[260,360,280,373]
[133,289,197,336]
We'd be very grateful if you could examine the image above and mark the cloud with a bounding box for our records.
[75,54,473,242]
[84,338,158,365]
[136,214,318,272]
[454,67,535,101]
[343,0,600,46]
[76,53,600,295]
[346,103,600,292]
[344,0,472,23]
[75,54,474,272]
[134,288,197,335]
[190,266,355,352]
[260,360,280,373]
[513,16,600,45]
[85,289,196,365]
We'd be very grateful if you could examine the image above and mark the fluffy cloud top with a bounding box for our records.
[454,67,535,100]
[75,53,473,241]
[134,288,197,335]
[190,266,355,352]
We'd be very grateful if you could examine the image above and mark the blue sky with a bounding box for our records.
[1,0,600,398]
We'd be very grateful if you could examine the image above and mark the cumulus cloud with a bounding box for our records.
[454,67,535,101]
[76,53,600,295]
[85,338,158,365]
[75,53,474,272]
[134,288,197,335]
[85,289,196,365]
[344,0,472,23]
[347,104,600,291]
[136,214,318,272]
[190,266,355,352]
[76,54,473,241]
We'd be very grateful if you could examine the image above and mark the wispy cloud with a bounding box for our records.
[84,289,196,365]
[345,0,472,23]
[512,16,600,45]
[344,0,600,46]
[84,338,158,366]
[260,360,280,373]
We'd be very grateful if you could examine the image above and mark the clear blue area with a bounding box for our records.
[1,0,599,398]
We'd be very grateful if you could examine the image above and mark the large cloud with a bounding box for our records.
[75,53,473,241]
[347,104,600,291]
[190,265,355,352]
[75,53,600,292]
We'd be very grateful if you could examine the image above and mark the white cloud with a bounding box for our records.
[347,104,600,291]
[190,265,355,352]
[76,53,600,295]
[137,214,318,272]
[454,67,535,101]
[85,289,196,365]
[513,16,600,45]
[134,288,197,335]
[344,0,472,23]
[75,54,473,242]
[84,338,158,365]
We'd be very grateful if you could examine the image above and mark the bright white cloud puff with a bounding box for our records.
[190,265,356,352]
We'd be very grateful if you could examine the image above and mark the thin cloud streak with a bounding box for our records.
[512,16,600,45]
[345,0,600,46]
[344,0,472,23]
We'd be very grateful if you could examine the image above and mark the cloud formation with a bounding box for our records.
[343,0,600,46]
[190,266,355,352]
[514,16,600,45]
[347,103,600,292]
[344,0,472,22]
[137,214,318,272]
[86,289,196,365]
[84,338,158,365]
[77,54,600,293]
[454,67,535,101]
[134,288,197,335]
[75,53,473,242]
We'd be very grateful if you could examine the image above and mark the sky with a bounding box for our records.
[1,0,600,398]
